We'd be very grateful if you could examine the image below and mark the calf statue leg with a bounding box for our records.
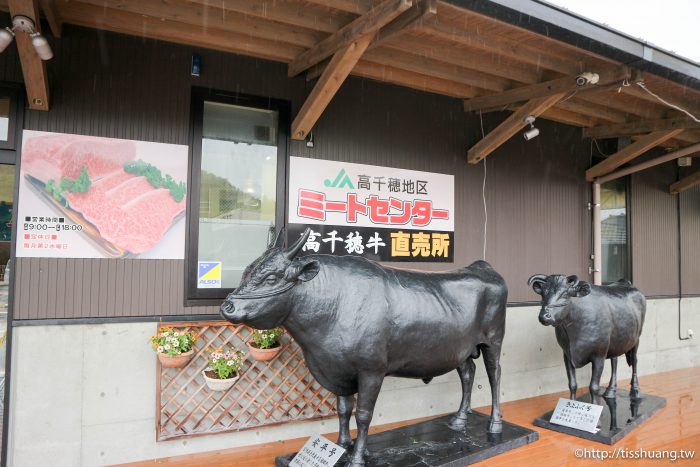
[448,357,476,430]
[563,354,577,400]
[603,357,618,399]
[589,356,605,402]
[627,344,641,398]
[481,343,503,433]
[348,374,383,467]
[336,395,355,449]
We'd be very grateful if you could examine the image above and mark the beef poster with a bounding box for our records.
[288,157,454,262]
[16,130,188,259]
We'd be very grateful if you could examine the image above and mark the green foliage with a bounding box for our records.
[124,159,187,202]
[207,348,245,380]
[251,327,283,349]
[45,165,92,207]
[150,326,197,356]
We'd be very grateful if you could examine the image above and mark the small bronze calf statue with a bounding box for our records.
[528,274,646,401]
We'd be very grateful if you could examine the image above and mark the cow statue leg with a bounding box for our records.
[448,357,476,430]
[563,354,577,400]
[481,343,503,433]
[603,357,618,399]
[336,395,355,449]
[627,344,641,398]
[589,356,605,402]
[348,374,383,467]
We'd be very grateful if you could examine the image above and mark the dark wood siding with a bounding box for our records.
[631,162,680,296]
[6,24,686,320]
[680,170,700,295]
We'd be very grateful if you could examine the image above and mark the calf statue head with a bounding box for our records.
[527,274,591,326]
[220,228,319,329]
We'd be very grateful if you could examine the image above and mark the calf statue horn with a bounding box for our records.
[286,228,311,259]
[527,274,548,287]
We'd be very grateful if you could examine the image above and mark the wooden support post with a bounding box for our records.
[670,171,700,195]
[467,93,566,164]
[8,0,50,110]
[288,0,412,77]
[291,33,375,140]
[463,67,631,113]
[585,129,684,181]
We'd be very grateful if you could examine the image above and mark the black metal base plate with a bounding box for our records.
[533,389,666,445]
[275,411,538,466]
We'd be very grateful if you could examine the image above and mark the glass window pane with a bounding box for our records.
[197,102,278,288]
[0,97,9,141]
[601,178,628,283]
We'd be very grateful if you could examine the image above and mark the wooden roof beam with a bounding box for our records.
[8,0,49,110]
[463,67,631,113]
[305,0,438,81]
[467,93,566,164]
[292,33,375,140]
[585,129,684,181]
[583,116,700,139]
[670,171,700,195]
[288,0,412,77]
[39,0,61,38]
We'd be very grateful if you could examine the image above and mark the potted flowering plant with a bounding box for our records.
[150,327,197,368]
[247,327,284,361]
[202,348,245,391]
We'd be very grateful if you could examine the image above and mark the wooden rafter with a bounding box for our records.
[287,0,412,77]
[670,171,700,195]
[463,67,631,113]
[291,33,376,140]
[585,129,684,181]
[39,0,61,37]
[306,0,437,81]
[467,93,566,164]
[8,0,49,110]
[583,116,700,139]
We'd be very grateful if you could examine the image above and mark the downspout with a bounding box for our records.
[591,182,602,286]
[676,168,691,341]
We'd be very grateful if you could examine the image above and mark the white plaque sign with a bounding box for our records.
[290,434,345,467]
[550,397,604,433]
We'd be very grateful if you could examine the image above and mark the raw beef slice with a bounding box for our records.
[68,173,185,255]
[22,133,136,183]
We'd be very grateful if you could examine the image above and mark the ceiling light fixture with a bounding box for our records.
[523,115,539,141]
[0,15,53,60]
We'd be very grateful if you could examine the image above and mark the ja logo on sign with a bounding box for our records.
[324,168,354,189]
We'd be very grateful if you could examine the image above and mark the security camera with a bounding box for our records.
[523,127,540,141]
[576,72,600,86]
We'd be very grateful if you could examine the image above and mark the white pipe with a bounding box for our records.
[592,182,602,285]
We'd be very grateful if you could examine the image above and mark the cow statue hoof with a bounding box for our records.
[603,386,617,399]
[629,387,641,399]
[447,413,469,431]
[488,419,503,433]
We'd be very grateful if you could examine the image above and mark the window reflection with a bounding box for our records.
[601,178,629,283]
[197,102,278,288]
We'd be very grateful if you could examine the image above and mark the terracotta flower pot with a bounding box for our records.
[247,341,282,361]
[202,369,240,391]
[157,349,194,368]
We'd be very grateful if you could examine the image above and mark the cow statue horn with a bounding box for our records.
[271,227,286,249]
[527,274,548,286]
[286,228,311,259]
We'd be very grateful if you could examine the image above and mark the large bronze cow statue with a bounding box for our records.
[221,229,508,467]
[528,274,646,402]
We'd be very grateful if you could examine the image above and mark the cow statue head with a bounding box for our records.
[219,228,319,329]
[527,274,591,326]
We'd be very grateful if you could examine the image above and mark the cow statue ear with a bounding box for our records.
[527,274,547,296]
[572,282,591,297]
[285,257,320,282]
